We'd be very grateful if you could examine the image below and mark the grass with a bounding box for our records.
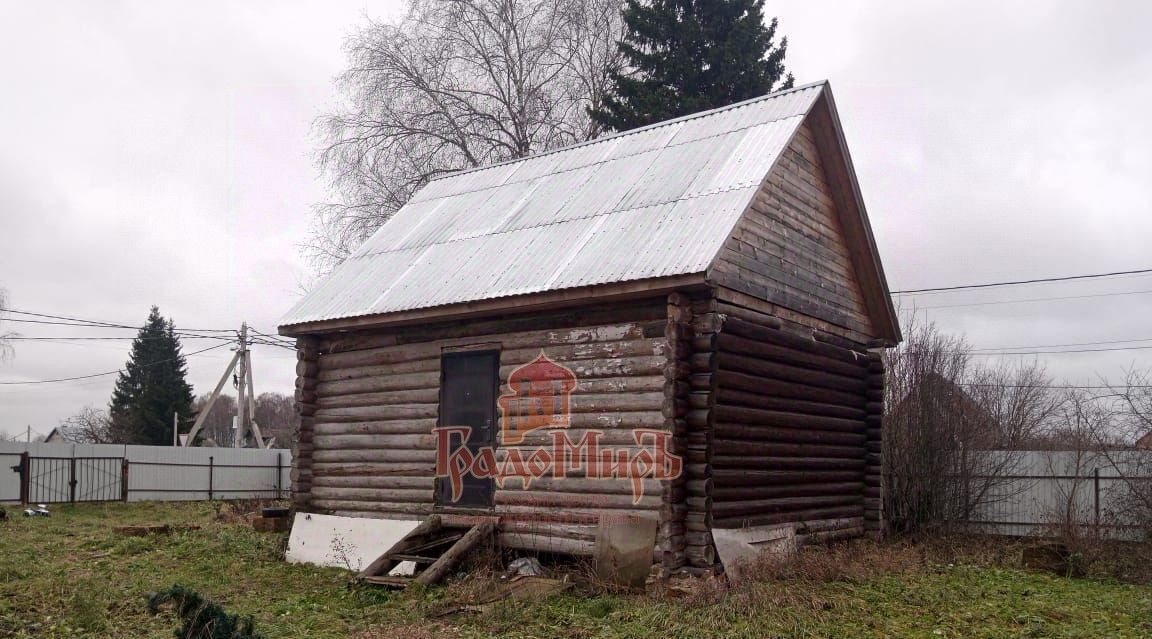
[0,502,1149,638]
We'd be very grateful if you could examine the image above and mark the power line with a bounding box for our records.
[912,288,1152,311]
[891,267,1152,295]
[971,337,1152,352]
[2,308,237,333]
[0,342,231,386]
[970,344,1152,356]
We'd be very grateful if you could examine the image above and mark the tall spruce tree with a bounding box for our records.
[108,307,195,445]
[590,0,793,132]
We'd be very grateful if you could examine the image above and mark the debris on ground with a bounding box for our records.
[23,504,51,517]
[504,556,544,578]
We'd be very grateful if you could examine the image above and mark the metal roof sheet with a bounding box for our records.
[282,82,825,328]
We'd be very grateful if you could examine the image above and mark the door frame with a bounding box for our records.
[433,348,500,511]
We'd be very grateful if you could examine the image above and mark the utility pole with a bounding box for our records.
[173,412,178,447]
[182,322,265,449]
[235,323,248,448]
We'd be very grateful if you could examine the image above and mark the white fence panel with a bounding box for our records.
[0,442,291,504]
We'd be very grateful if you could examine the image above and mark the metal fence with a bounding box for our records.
[957,451,1152,540]
[0,442,291,504]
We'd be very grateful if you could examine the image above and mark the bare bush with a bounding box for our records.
[312,0,626,271]
[58,406,116,444]
[884,314,1058,534]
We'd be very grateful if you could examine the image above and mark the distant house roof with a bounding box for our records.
[282,81,898,339]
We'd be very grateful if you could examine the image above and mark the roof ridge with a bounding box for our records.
[425,80,828,185]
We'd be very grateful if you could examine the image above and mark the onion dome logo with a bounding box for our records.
[497,352,578,445]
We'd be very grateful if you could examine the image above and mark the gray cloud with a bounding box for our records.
[2,1,1150,435]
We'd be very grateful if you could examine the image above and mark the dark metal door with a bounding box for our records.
[436,350,499,509]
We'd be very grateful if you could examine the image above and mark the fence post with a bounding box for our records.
[18,452,29,505]
[121,459,130,502]
[208,456,214,501]
[1093,467,1101,531]
[276,452,283,500]
[68,457,77,504]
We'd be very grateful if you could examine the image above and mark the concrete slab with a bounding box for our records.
[712,524,796,580]
[286,513,421,575]
[593,513,658,587]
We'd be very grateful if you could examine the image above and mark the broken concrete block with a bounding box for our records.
[593,513,658,588]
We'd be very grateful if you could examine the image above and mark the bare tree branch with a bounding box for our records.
[308,0,625,273]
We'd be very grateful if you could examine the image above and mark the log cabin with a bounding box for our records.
[279,80,901,575]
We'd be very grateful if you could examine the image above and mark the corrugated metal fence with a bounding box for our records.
[962,450,1152,539]
[0,442,291,504]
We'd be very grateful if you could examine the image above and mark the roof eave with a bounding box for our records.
[278,273,709,337]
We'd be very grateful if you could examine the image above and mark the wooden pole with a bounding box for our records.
[246,348,265,448]
[236,323,248,448]
[183,351,241,446]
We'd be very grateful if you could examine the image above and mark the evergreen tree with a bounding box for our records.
[108,307,195,445]
[590,0,793,132]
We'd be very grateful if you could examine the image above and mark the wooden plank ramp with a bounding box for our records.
[357,515,496,589]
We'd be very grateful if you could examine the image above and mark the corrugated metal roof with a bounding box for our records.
[282,82,826,328]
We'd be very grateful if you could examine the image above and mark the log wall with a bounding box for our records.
[864,351,885,539]
[690,291,880,568]
[292,336,319,509]
[298,300,678,560]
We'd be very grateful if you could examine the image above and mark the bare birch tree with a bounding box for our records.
[311,0,626,271]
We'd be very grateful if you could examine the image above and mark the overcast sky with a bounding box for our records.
[2,1,1151,438]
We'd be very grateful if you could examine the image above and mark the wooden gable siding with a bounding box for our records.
[710,120,876,340]
[294,299,690,565]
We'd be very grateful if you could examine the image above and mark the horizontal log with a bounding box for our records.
[314,404,439,422]
[506,356,665,381]
[713,439,864,459]
[498,533,594,557]
[311,433,435,450]
[714,352,868,394]
[311,462,435,477]
[723,316,867,366]
[309,486,432,503]
[715,333,867,378]
[713,505,865,529]
[316,372,438,397]
[314,420,438,436]
[711,482,864,502]
[309,499,432,516]
[709,456,866,471]
[711,469,862,487]
[712,405,866,433]
[324,312,665,355]
[716,371,865,408]
[713,388,866,420]
[312,449,436,463]
[499,520,598,542]
[499,476,662,496]
[712,495,862,519]
[713,423,866,447]
[495,491,663,510]
[318,357,439,381]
